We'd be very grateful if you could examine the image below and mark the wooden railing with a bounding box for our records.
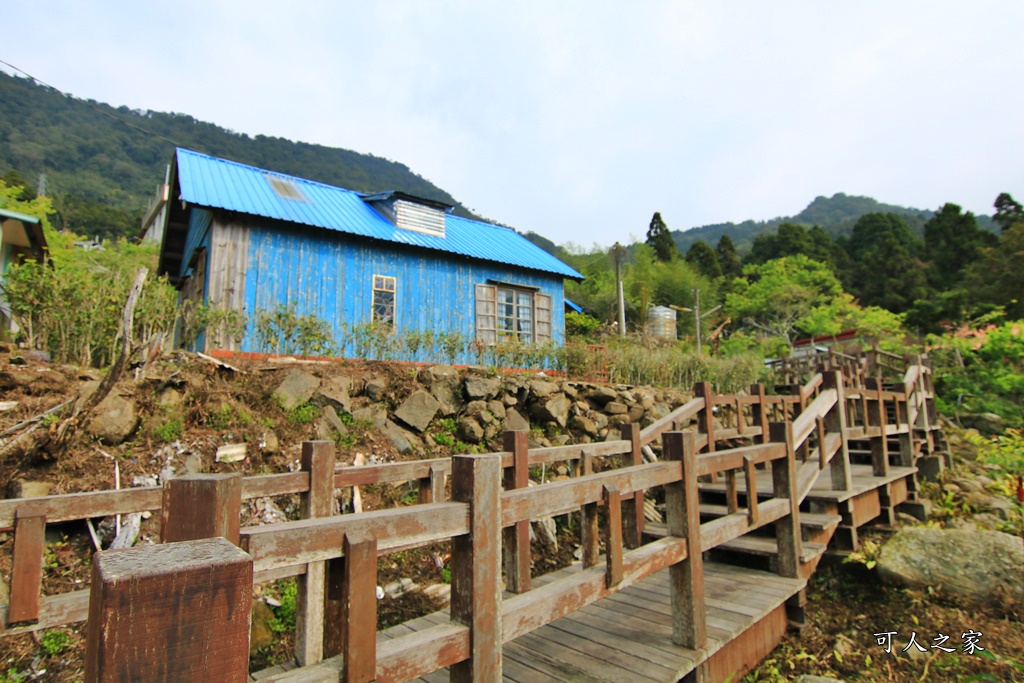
[4,352,942,681]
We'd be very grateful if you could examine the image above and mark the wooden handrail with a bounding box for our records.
[501,462,680,526]
[800,373,824,402]
[791,389,838,448]
[694,442,785,477]
[240,502,470,573]
[639,396,704,445]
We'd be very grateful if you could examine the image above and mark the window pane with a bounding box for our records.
[498,289,515,304]
[373,290,395,326]
[517,291,531,306]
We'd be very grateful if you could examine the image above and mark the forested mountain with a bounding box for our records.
[672,192,997,255]
[0,71,473,238]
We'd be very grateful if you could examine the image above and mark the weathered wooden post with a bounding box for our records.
[603,484,623,587]
[822,371,852,491]
[580,451,600,568]
[664,431,706,649]
[620,423,644,548]
[502,430,531,594]
[749,383,769,444]
[865,378,890,478]
[693,382,716,454]
[418,463,446,504]
[84,537,253,682]
[8,503,46,624]
[340,533,378,683]
[161,472,242,544]
[296,441,336,666]
[451,453,503,682]
[768,422,802,579]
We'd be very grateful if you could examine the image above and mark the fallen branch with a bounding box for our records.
[0,399,72,438]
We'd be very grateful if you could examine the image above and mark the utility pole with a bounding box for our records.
[694,288,702,354]
[670,287,721,355]
[614,243,626,338]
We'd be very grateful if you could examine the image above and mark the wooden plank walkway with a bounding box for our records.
[372,561,805,683]
[699,462,916,504]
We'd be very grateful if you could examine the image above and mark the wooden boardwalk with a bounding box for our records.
[54,349,940,682]
[699,462,916,503]
[391,561,804,683]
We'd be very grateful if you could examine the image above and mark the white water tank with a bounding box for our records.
[646,306,677,340]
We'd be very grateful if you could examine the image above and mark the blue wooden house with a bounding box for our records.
[154,149,583,361]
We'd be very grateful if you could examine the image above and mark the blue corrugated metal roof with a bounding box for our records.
[175,148,583,280]
[565,299,583,313]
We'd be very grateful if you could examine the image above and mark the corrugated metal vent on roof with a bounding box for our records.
[265,174,309,202]
[394,198,445,238]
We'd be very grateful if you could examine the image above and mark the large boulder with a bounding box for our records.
[457,417,485,444]
[395,390,440,433]
[316,406,348,441]
[506,408,530,433]
[352,404,387,428]
[529,380,561,399]
[464,375,501,401]
[586,386,618,407]
[418,365,463,415]
[877,527,1024,603]
[603,401,628,415]
[273,369,320,410]
[530,393,572,428]
[86,391,139,445]
[381,420,421,455]
[313,375,353,414]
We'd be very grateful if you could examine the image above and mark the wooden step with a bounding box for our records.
[796,512,842,530]
[696,505,840,531]
[715,536,826,565]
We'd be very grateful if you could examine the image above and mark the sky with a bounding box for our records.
[3,1,1022,248]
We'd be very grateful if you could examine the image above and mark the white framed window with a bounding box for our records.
[372,275,396,330]
[475,283,551,344]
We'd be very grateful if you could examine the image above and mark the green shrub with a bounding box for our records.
[154,416,184,442]
[179,301,247,351]
[565,311,602,338]
[930,321,1024,427]
[255,304,335,357]
[39,629,72,657]
[288,403,318,425]
[267,579,298,633]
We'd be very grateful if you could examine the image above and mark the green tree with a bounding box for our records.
[847,212,920,263]
[747,222,812,264]
[845,213,927,312]
[685,241,722,279]
[715,234,742,278]
[923,203,995,288]
[646,212,677,262]
[965,223,1024,319]
[993,192,1024,232]
[725,255,844,344]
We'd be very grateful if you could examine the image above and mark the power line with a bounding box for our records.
[0,58,183,148]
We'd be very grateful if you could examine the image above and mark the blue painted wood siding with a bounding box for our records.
[181,209,213,278]
[237,219,567,362]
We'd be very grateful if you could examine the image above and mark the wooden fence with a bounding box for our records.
[0,351,940,681]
